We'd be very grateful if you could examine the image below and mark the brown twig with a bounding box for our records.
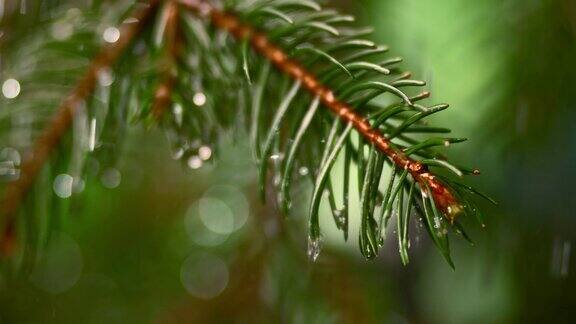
[0,0,161,256]
[179,0,462,221]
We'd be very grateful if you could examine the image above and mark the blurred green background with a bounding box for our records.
[1,0,576,323]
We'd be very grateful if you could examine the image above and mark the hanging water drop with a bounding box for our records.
[172,147,185,160]
[97,68,114,87]
[102,26,120,43]
[173,104,183,126]
[53,174,74,198]
[188,156,203,170]
[198,146,212,161]
[2,78,20,99]
[333,208,347,229]
[269,153,283,162]
[193,92,207,106]
[298,166,309,176]
[307,235,322,262]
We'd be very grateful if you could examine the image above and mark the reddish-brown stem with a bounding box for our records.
[152,1,181,119]
[0,0,161,256]
[180,0,462,220]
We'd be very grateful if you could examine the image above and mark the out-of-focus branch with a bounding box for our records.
[0,0,161,256]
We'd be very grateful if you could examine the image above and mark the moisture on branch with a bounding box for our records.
[0,0,494,267]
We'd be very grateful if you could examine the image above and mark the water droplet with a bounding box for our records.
[1,147,21,165]
[0,160,18,179]
[172,147,185,160]
[273,174,281,187]
[193,92,206,106]
[97,68,114,87]
[185,202,229,247]
[444,140,450,147]
[102,26,120,43]
[187,156,203,169]
[53,174,74,198]
[270,153,283,162]
[307,235,322,262]
[173,104,183,125]
[204,185,250,231]
[198,146,212,161]
[2,78,20,99]
[298,166,309,176]
[421,190,428,199]
[101,168,121,189]
[334,209,347,228]
[433,216,441,229]
[198,198,235,235]
[88,118,97,151]
[180,253,228,299]
[123,17,139,24]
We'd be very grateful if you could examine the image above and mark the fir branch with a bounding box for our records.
[0,0,161,256]
[0,0,493,265]
[180,0,461,225]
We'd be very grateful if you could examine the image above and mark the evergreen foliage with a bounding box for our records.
[0,0,494,270]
